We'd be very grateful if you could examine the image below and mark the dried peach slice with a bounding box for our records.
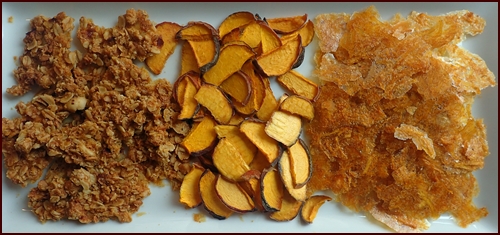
[279,95,315,122]
[265,110,302,147]
[260,168,284,212]
[221,27,243,46]
[218,11,259,39]
[214,125,257,165]
[215,174,256,213]
[179,163,204,208]
[250,151,271,173]
[227,113,245,126]
[180,41,201,76]
[266,13,308,34]
[278,151,307,202]
[240,119,281,165]
[176,21,220,74]
[174,71,202,120]
[232,62,266,115]
[145,22,182,75]
[199,170,233,220]
[259,21,282,54]
[239,21,263,50]
[256,87,279,121]
[239,177,266,212]
[212,138,251,182]
[188,39,220,74]
[219,70,252,106]
[202,41,256,86]
[254,35,303,77]
[176,21,219,41]
[180,116,218,156]
[288,139,312,189]
[280,19,315,47]
[301,195,332,223]
[194,84,233,124]
[269,189,304,221]
[276,70,320,101]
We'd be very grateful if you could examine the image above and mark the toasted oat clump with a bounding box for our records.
[77,8,163,67]
[3,10,192,224]
[7,12,79,96]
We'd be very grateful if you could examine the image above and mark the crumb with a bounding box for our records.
[8,16,13,23]
[193,213,206,223]
[136,212,146,217]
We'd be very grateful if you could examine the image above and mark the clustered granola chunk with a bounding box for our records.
[7,12,78,96]
[2,9,192,224]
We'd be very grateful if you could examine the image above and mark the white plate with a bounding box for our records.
[2,2,498,233]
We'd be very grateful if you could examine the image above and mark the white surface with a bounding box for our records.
[2,2,498,233]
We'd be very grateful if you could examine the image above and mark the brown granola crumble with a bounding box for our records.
[2,9,192,224]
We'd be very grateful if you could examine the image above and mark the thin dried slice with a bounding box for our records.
[180,41,201,75]
[250,151,271,173]
[194,84,233,124]
[265,110,302,147]
[145,22,182,75]
[266,14,308,34]
[241,61,266,110]
[228,113,245,126]
[174,75,188,105]
[256,87,279,121]
[301,195,332,223]
[280,19,315,47]
[176,21,219,41]
[203,41,256,86]
[278,151,307,201]
[218,11,259,39]
[198,155,218,174]
[221,27,243,46]
[239,177,266,212]
[260,168,284,212]
[239,21,263,49]
[288,139,312,189]
[240,119,281,165]
[219,70,252,106]
[180,116,218,156]
[174,71,202,120]
[199,170,233,220]
[212,138,251,182]
[279,95,315,122]
[214,125,257,165]
[276,70,320,101]
[269,189,304,221]
[188,39,220,74]
[254,35,303,77]
[176,21,220,74]
[232,62,266,116]
[215,174,256,213]
[179,163,204,208]
[260,21,283,54]
[278,93,289,104]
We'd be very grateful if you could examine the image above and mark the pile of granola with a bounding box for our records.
[2,9,192,223]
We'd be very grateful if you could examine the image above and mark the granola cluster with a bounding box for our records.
[2,9,192,224]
